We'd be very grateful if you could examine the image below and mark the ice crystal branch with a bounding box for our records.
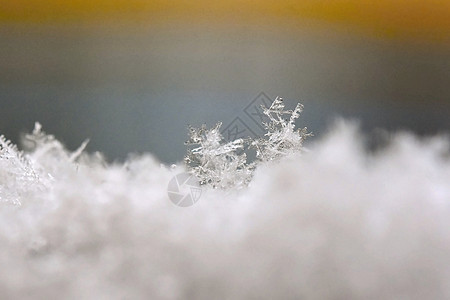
[185,96,311,189]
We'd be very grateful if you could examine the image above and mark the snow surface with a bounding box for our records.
[1,121,450,299]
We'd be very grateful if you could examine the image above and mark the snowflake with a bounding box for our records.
[184,122,253,189]
[250,97,312,162]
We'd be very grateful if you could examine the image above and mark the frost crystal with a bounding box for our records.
[184,122,253,189]
[185,96,311,189]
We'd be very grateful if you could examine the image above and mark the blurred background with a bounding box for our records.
[0,0,449,163]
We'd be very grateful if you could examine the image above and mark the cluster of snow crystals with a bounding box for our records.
[184,122,253,189]
[185,97,311,189]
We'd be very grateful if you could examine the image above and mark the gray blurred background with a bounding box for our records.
[1,23,449,163]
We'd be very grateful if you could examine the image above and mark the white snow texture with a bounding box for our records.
[1,121,450,299]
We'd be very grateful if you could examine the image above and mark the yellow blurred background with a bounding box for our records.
[1,0,449,42]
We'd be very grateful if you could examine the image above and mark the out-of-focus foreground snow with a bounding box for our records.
[1,122,449,299]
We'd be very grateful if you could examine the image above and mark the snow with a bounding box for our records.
[0,121,450,299]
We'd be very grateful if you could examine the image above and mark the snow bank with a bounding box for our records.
[1,121,449,299]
